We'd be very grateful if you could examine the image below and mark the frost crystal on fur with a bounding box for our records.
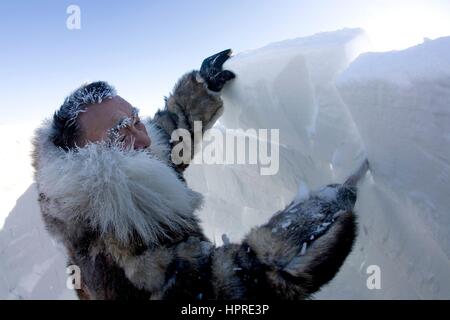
[51,81,118,149]
[107,107,140,143]
[60,81,117,127]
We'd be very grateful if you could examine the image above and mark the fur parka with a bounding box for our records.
[32,71,357,300]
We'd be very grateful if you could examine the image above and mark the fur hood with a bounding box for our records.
[32,119,203,246]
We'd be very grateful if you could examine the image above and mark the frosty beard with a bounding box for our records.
[34,121,203,247]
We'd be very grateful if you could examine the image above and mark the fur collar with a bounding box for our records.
[32,119,203,246]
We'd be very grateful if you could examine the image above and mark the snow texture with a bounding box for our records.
[0,185,76,299]
[1,28,450,299]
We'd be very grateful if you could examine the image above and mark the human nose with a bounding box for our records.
[132,129,151,150]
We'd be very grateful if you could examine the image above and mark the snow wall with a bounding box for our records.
[1,28,449,299]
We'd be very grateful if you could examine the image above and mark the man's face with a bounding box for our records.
[77,96,151,150]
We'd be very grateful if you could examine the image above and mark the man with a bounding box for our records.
[32,49,359,299]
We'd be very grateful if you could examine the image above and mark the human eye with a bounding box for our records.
[134,117,145,129]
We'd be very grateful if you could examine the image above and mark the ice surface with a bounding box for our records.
[333,36,450,298]
[0,185,76,299]
[294,181,310,204]
[0,124,36,229]
[337,37,450,257]
[1,28,450,299]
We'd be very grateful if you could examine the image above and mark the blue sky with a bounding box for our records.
[0,0,449,124]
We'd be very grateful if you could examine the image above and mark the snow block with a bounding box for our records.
[338,37,450,258]
[335,36,450,298]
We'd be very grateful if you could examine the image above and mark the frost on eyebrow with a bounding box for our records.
[106,107,140,143]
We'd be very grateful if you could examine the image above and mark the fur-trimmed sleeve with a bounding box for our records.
[152,71,224,172]
[210,207,357,299]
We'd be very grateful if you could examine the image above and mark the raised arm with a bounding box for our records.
[210,184,358,299]
[152,49,235,172]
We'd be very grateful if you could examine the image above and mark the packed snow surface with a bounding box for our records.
[1,28,450,299]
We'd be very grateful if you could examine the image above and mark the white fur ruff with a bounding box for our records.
[34,120,203,245]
